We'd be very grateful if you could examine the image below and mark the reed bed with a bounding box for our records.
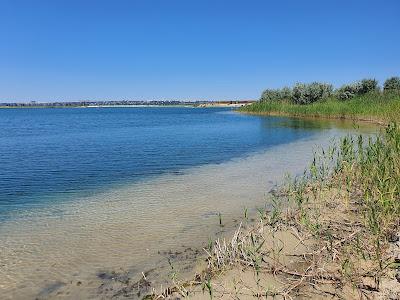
[240,92,400,124]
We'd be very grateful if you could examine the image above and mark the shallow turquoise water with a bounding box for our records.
[0,107,373,299]
[0,107,319,220]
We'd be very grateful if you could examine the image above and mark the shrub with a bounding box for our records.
[335,83,362,100]
[359,78,379,94]
[280,87,293,100]
[291,82,333,105]
[260,89,281,102]
[260,87,292,102]
[336,78,378,101]
[383,77,400,93]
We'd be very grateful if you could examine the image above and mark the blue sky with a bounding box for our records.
[1,0,399,102]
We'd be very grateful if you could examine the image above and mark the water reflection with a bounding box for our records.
[258,115,377,132]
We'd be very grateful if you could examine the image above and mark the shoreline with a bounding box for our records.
[0,103,254,110]
[2,129,346,299]
[142,121,400,299]
[0,109,394,299]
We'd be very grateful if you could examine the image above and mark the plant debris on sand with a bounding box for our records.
[146,123,400,299]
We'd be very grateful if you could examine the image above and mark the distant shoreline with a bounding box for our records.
[0,101,256,109]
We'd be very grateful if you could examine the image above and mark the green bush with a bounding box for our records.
[258,76,398,105]
[292,82,333,105]
[336,79,378,100]
[383,77,400,93]
[260,89,281,102]
[335,83,362,100]
[280,87,293,100]
[359,78,379,94]
[260,87,292,102]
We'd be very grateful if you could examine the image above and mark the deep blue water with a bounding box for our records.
[0,107,322,219]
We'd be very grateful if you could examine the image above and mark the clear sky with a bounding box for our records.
[1,0,399,102]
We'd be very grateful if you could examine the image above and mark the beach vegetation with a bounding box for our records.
[335,78,379,100]
[242,76,400,123]
[291,82,333,104]
[384,76,400,93]
[148,123,400,299]
[260,87,292,102]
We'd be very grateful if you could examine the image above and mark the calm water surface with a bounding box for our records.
[0,108,315,216]
[0,107,374,299]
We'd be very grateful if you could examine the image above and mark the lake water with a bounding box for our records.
[0,107,374,299]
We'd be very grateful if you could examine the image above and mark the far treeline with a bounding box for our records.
[241,76,400,123]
